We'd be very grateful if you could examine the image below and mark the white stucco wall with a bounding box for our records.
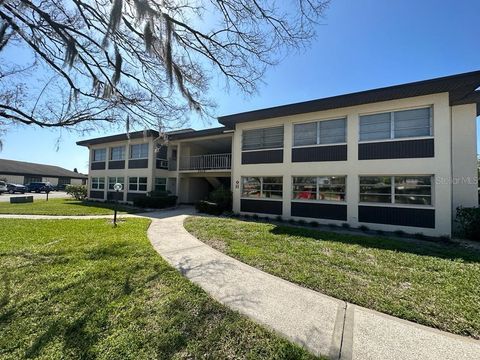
[231,93,472,237]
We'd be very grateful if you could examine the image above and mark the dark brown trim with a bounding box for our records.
[168,126,229,140]
[358,205,435,228]
[77,130,159,146]
[89,190,105,199]
[107,191,124,201]
[291,202,347,221]
[91,162,106,170]
[241,199,283,215]
[218,70,480,126]
[242,149,283,164]
[292,145,347,162]
[128,159,148,169]
[127,192,147,202]
[108,160,125,169]
[358,138,434,160]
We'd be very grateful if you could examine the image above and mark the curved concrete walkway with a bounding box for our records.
[147,211,480,360]
[3,209,480,359]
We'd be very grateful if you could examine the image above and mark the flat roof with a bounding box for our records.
[76,129,159,146]
[0,158,87,179]
[218,70,480,126]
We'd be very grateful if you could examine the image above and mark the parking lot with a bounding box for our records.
[0,191,70,202]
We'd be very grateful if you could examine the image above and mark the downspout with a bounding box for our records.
[450,106,454,237]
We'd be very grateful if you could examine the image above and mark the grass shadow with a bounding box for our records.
[269,224,480,264]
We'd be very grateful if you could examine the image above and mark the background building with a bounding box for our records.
[0,158,87,186]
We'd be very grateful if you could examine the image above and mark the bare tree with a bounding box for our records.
[0,0,329,136]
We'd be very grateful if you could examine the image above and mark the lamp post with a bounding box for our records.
[113,183,123,226]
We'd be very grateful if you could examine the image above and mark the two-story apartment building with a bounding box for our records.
[78,70,480,237]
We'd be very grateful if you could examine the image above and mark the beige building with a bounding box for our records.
[77,70,480,237]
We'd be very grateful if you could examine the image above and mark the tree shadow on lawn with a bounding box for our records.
[268,224,480,264]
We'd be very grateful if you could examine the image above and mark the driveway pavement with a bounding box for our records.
[0,191,70,202]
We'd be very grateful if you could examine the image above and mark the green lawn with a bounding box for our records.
[184,216,480,339]
[0,198,140,215]
[0,218,314,359]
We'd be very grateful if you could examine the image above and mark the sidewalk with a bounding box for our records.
[147,212,480,360]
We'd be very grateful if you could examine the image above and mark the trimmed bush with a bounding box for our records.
[65,185,87,200]
[456,206,480,240]
[195,187,232,215]
[133,195,177,209]
[195,200,223,215]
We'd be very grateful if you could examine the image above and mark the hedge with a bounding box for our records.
[133,195,177,209]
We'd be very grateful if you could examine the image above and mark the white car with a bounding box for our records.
[0,181,7,194]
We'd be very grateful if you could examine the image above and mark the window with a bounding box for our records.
[130,143,149,159]
[93,148,106,162]
[241,177,283,199]
[294,118,346,147]
[128,177,148,191]
[242,126,284,151]
[108,177,124,190]
[293,176,346,201]
[110,146,125,160]
[360,176,432,205]
[359,107,432,141]
[155,145,168,159]
[155,178,167,191]
[91,177,105,190]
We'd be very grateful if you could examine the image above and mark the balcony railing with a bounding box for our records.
[179,153,231,171]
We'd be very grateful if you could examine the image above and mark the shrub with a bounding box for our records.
[297,219,307,225]
[376,229,385,235]
[252,214,259,220]
[341,223,350,229]
[394,230,406,237]
[288,218,297,224]
[133,195,177,209]
[196,187,233,215]
[275,216,283,222]
[309,221,319,227]
[65,185,87,200]
[414,233,427,240]
[359,225,369,232]
[456,206,480,240]
[195,200,223,215]
[328,223,337,228]
[208,187,232,211]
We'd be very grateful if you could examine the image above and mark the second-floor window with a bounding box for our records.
[91,177,105,190]
[294,118,346,147]
[359,107,432,141]
[241,177,283,199]
[242,126,284,151]
[130,143,149,159]
[92,149,106,162]
[110,146,125,160]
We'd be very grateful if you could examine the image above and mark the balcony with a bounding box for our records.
[179,153,231,171]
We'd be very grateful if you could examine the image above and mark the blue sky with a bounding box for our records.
[1,0,479,174]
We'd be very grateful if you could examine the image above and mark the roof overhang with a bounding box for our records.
[76,129,159,147]
[218,70,480,126]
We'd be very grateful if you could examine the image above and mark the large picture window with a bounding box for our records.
[293,176,346,201]
[241,177,282,199]
[130,143,149,159]
[359,107,432,141]
[108,177,124,190]
[242,126,284,151]
[110,146,125,160]
[92,148,106,162]
[128,177,148,191]
[360,176,432,205]
[294,118,346,146]
[91,177,105,190]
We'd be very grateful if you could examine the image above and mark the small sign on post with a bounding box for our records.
[113,183,123,226]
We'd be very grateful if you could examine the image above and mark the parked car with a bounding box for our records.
[26,182,54,193]
[54,183,68,191]
[0,181,6,194]
[7,183,26,194]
